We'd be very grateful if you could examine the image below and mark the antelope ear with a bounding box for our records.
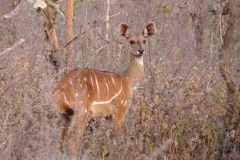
[143,22,156,37]
[119,22,130,38]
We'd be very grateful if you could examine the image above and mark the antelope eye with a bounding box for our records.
[129,40,135,44]
[143,40,147,44]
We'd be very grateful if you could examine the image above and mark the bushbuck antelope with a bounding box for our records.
[53,22,155,158]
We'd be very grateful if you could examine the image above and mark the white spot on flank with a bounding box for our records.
[121,100,124,104]
[91,79,123,105]
[124,101,128,105]
[133,86,138,90]
[75,93,79,97]
[85,109,87,113]
[80,101,82,104]
[84,77,86,81]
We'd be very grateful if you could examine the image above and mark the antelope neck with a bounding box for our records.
[122,53,144,88]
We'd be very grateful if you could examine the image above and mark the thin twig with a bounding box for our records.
[42,9,54,29]
[0,39,26,57]
[0,70,41,101]
[63,10,122,49]
[63,20,106,48]
[219,2,223,45]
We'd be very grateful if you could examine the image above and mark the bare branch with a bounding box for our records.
[0,2,23,20]
[0,70,40,101]
[63,10,122,49]
[0,39,26,57]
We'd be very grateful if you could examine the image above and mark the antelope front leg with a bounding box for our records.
[113,106,128,133]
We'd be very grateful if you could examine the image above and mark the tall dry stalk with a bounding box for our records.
[65,0,74,71]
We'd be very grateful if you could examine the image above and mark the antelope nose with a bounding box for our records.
[138,49,144,55]
[137,40,144,55]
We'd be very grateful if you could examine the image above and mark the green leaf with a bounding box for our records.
[157,8,161,14]
[102,145,109,157]
[37,7,42,13]
[162,5,171,14]
[156,1,161,7]
[74,0,79,7]
[156,2,171,15]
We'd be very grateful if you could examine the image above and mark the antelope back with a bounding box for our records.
[53,69,131,118]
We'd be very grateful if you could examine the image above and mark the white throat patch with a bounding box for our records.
[136,56,143,66]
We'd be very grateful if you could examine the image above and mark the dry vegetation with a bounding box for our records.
[0,0,239,159]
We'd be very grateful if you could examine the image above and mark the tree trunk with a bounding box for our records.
[218,0,239,158]
[219,0,239,117]
[65,0,74,71]
[44,0,60,71]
